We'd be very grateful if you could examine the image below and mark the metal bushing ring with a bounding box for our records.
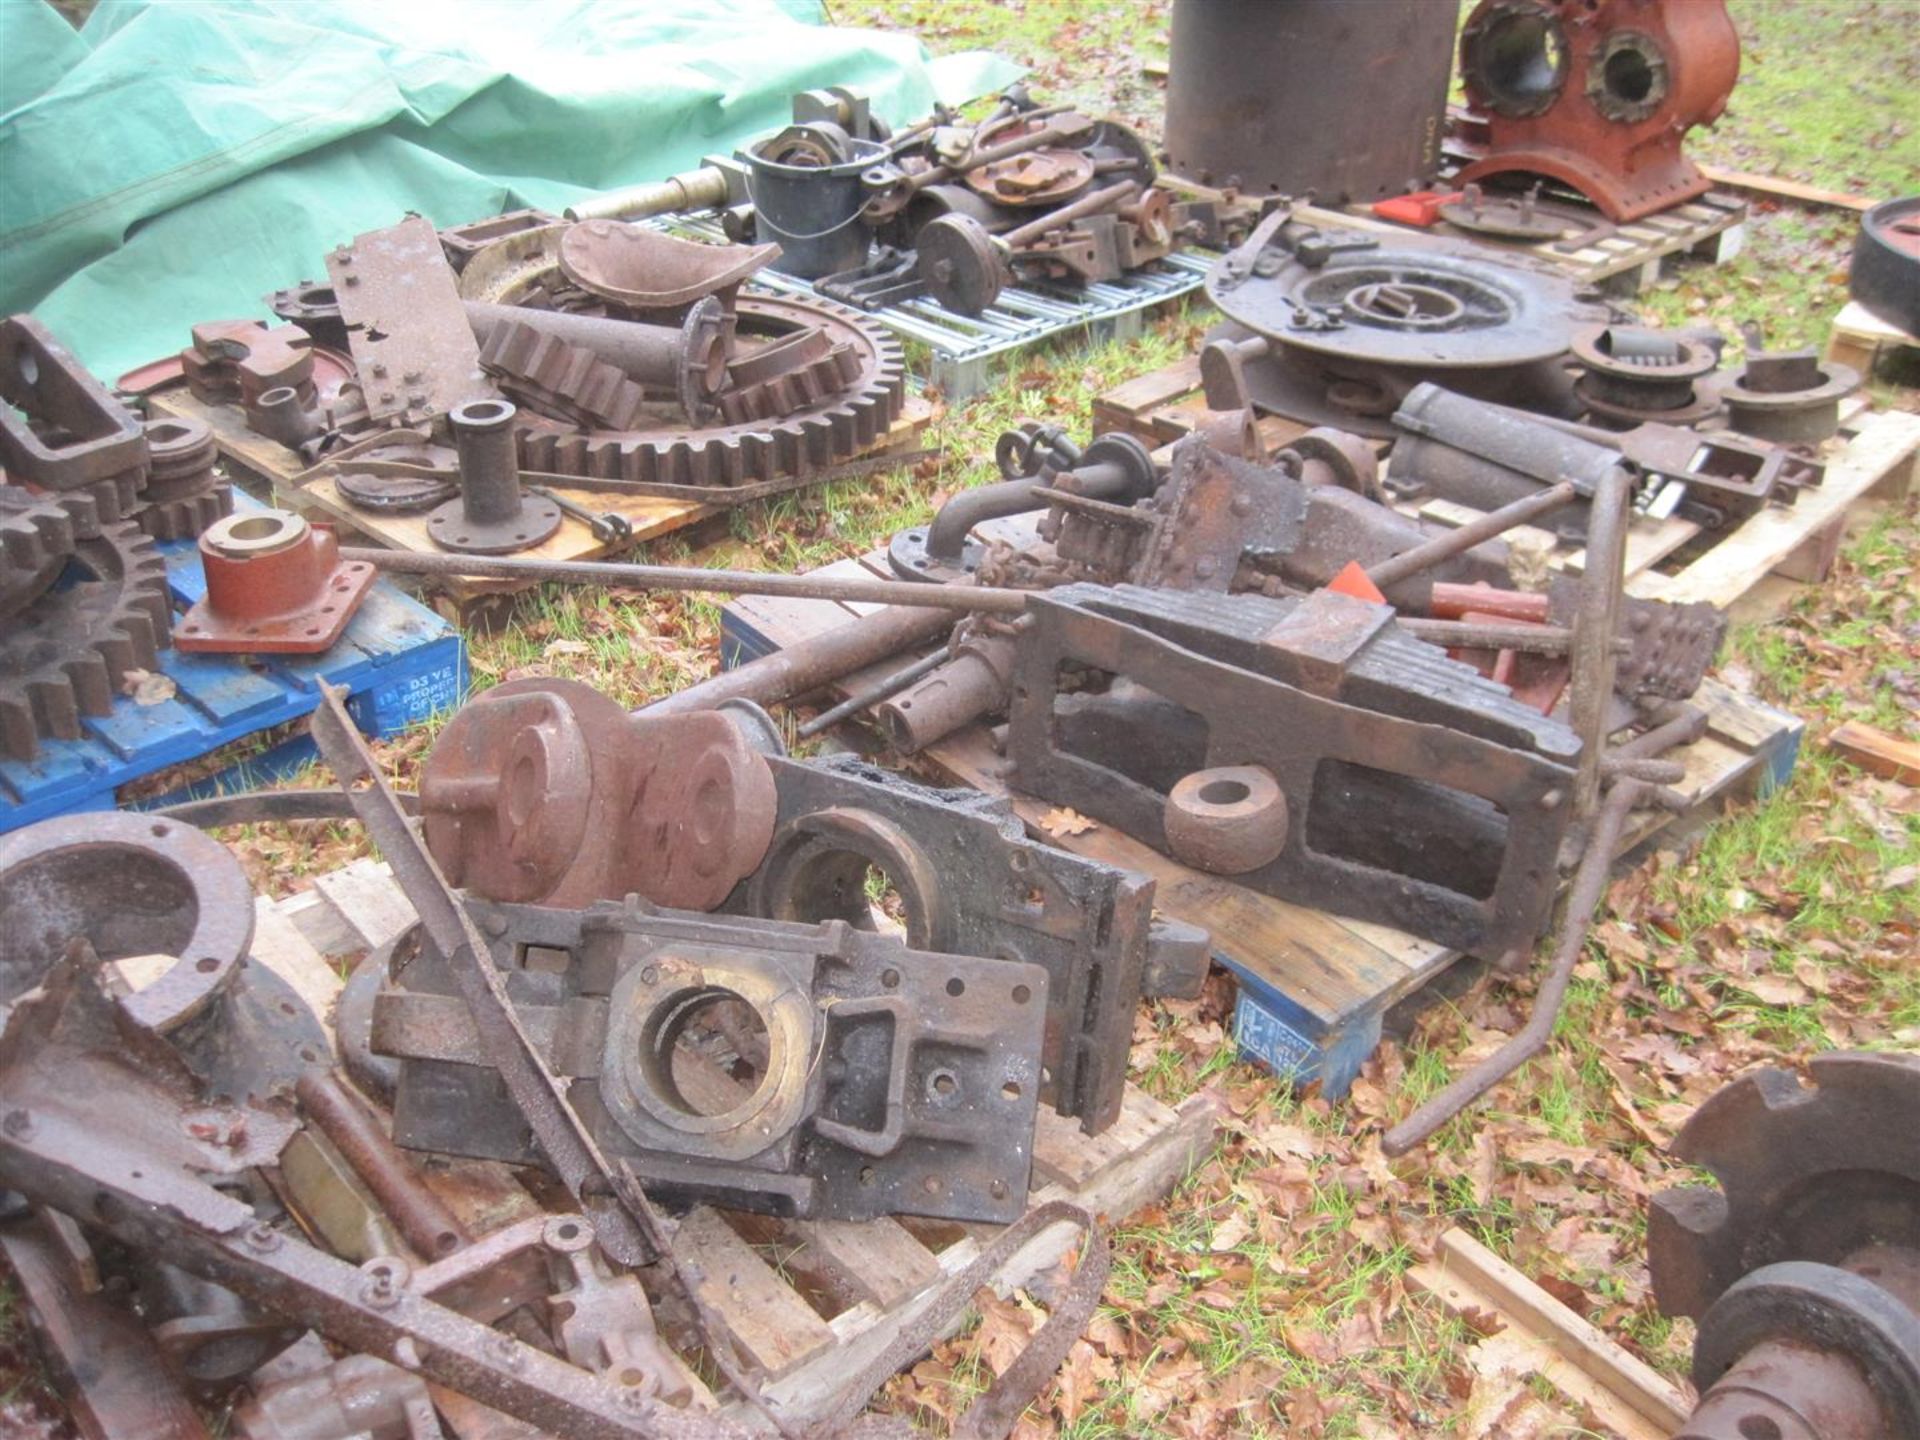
[1693,1261,1920,1434]
[1163,766,1289,875]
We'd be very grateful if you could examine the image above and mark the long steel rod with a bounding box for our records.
[1365,480,1580,590]
[342,548,1030,614]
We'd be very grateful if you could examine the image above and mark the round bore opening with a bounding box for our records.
[1474,12,1567,112]
[639,986,773,1119]
[1602,45,1655,105]
[227,516,289,543]
[453,399,516,427]
[1197,779,1252,807]
[769,845,912,938]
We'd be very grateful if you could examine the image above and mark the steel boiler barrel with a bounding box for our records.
[1164,0,1458,203]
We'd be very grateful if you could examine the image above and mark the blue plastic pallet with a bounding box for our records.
[0,513,467,832]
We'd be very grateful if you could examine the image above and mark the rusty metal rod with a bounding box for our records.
[297,1070,469,1261]
[640,604,959,717]
[1365,481,1580,590]
[341,548,1031,614]
[1569,467,1633,821]
[795,644,950,739]
[1378,707,1706,1155]
[1381,778,1645,1157]
[1599,755,1687,784]
[1001,180,1138,249]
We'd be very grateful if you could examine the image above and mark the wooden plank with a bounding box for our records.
[1697,163,1876,213]
[250,895,346,1042]
[672,1207,837,1379]
[1092,354,1203,426]
[276,886,368,959]
[311,856,419,951]
[1827,720,1920,785]
[1408,1228,1690,1440]
[1032,1084,1180,1190]
[1630,410,1920,606]
[782,1217,944,1311]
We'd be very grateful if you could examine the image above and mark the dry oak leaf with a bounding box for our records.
[1037,806,1097,837]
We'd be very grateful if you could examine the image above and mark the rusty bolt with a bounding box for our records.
[371,363,388,378]
[359,1258,406,1309]
[243,1222,282,1253]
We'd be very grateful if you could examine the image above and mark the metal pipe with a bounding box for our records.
[449,399,523,526]
[1569,467,1632,820]
[563,165,733,223]
[1381,778,1644,1157]
[465,300,729,401]
[875,631,1021,753]
[295,1070,469,1261]
[1365,481,1580,589]
[925,478,1047,562]
[342,548,1032,614]
[639,604,959,716]
[1378,707,1706,1155]
[794,645,951,739]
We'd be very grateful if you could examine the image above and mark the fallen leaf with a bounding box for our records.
[122,668,177,705]
[1038,807,1097,837]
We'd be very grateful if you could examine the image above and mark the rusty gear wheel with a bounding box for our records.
[1648,1052,1920,1322]
[0,485,101,618]
[515,295,906,487]
[0,518,173,761]
[138,415,232,541]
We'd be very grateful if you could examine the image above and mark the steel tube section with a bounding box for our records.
[563,166,733,223]
[795,645,950,739]
[1365,481,1580,590]
[296,1070,470,1261]
[641,604,957,716]
[342,548,1032,614]
[1569,467,1632,820]
[925,478,1047,562]
[449,401,522,525]
[465,303,697,390]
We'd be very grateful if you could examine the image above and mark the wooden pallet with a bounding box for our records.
[1826,298,1920,381]
[1408,1229,1692,1440]
[718,507,1805,1097]
[1158,176,1745,295]
[149,386,935,623]
[251,857,1221,1430]
[1093,357,1920,601]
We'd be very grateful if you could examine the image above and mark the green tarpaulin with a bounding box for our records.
[0,0,1018,380]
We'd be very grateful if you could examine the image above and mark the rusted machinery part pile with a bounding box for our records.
[0,686,1125,1440]
[1196,207,1859,502]
[0,313,247,762]
[569,83,1261,316]
[119,210,909,526]
[1644,1052,1920,1440]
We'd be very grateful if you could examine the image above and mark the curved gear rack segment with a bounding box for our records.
[0,517,172,762]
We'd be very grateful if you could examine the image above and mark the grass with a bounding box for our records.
[9,2,1918,1436]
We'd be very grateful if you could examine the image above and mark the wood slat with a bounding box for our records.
[1407,1229,1690,1440]
[250,895,346,1044]
[311,856,419,951]
[781,1217,944,1311]
[673,1208,840,1379]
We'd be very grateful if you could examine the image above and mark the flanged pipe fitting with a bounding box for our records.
[427,398,562,555]
[177,509,376,654]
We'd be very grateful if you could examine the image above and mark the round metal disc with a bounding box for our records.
[426,495,564,555]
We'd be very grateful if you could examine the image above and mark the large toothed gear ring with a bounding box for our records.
[0,484,100,617]
[0,518,173,761]
[514,295,907,488]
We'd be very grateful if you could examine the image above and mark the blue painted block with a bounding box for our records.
[1226,963,1387,1101]
[0,503,467,833]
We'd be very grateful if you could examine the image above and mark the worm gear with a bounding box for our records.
[1648,1052,1920,1440]
[0,517,173,762]
[515,295,906,488]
